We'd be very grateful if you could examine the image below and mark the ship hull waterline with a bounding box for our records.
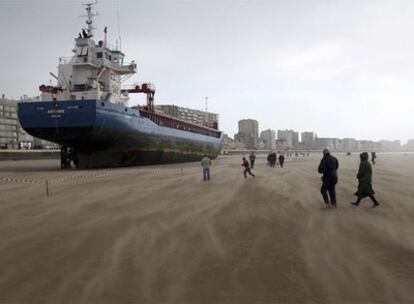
[18,100,224,169]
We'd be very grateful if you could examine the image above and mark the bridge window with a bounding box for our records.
[81,47,88,56]
[76,46,89,56]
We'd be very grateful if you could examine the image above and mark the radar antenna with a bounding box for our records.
[81,1,98,37]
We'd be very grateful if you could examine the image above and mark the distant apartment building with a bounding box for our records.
[0,98,20,148]
[405,139,414,150]
[260,129,276,150]
[0,96,56,149]
[222,134,246,150]
[378,140,401,151]
[155,105,219,129]
[292,131,299,148]
[277,129,297,148]
[301,131,315,149]
[358,140,375,151]
[341,138,358,151]
[235,119,259,149]
[315,137,339,151]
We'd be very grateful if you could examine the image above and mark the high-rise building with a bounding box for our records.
[235,119,259,149]
[301,132,315,149]
[260,129,276,150]
[155,105,219,129]
[276,129,299,148]
[292,131,299,148]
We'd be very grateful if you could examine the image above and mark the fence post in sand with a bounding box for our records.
[181,167,183,176]
[45,179,49,196]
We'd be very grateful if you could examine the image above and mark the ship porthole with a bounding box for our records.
[101,102,105,107]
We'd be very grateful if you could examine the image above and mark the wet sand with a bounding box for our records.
[0,153,413,303]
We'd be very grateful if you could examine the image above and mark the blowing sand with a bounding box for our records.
[0,153,413,303]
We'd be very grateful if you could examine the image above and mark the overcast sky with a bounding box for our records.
[1,0,413,142]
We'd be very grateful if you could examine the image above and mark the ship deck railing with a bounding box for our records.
[59,56,136,71]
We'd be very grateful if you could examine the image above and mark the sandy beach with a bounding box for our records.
[0,153,413,303]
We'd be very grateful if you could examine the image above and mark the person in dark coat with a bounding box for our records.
[278,154,285,168]
[351,152,380,207]
[249,151,256,169]
[270,152,277,167]
[241,157,255,178]
[318,148,339,208]
[371,151,377,165]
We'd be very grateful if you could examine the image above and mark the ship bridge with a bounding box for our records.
[40,1,136,104]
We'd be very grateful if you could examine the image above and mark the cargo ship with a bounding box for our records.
[18,2,223,169]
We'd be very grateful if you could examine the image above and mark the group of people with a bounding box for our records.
[201,149,380,209]
[318,149,380,208]
[201,152,259,181]
[266,152,285,168]
[267,152,277,167]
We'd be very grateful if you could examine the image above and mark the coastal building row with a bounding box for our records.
[302,136,402,152]
[155,105,219,129]
[228,118,411,152]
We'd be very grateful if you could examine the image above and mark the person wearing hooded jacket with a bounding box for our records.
[351,152,380,208]
[318,148,339,208]
[241,157,255,178]
[249,151,256,169]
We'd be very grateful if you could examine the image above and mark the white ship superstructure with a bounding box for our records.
[40,2,137,104]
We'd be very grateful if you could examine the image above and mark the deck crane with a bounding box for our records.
[121,83,155,112]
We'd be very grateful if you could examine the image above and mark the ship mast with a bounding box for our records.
[83,1,97,38]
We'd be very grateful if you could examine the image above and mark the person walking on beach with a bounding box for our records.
[318,148,339,208]
[201,155,211,181]
[270,152,277,168]
[242,157,255,178]
[371,151,377,165]
[351,152,380,208]
[249,151,256,169]
[278,154,285,168]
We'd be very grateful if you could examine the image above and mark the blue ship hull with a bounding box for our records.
[18,100,223,168]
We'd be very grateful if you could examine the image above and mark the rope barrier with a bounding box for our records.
[0,165,205,186]
[49,173,111,184]
[0,177,43,184]
[0,173,111,185]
